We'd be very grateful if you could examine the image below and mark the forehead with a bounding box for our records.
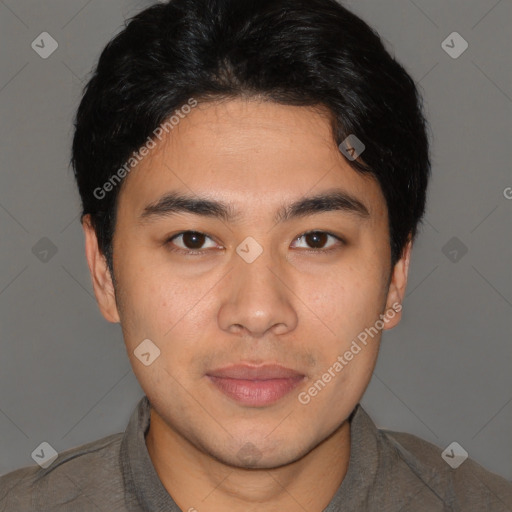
[116,99,387,223]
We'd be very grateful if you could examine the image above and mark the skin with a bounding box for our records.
[83,98,412,512]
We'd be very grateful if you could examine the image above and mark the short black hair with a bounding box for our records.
[72,0,431,276]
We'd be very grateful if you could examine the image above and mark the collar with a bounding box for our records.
[120,396,381,511]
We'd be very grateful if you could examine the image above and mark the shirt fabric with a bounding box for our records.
[1,395,511,511]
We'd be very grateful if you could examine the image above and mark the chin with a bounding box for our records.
[207,436,311,471]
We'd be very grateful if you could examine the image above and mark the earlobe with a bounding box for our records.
[382,235,413,330]
[82,214,120,324]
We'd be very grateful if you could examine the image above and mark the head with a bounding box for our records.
[73,0,430,468]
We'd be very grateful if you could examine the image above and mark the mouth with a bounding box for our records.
[206,364,306,407]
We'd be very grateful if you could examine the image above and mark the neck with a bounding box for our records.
[145,408,351,512]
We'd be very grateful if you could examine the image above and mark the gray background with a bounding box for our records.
[0,0,511,481]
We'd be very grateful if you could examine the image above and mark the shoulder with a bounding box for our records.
[379,426,512,510]
[0,433,126,511]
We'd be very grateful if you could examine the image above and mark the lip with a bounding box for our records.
[206,364,305,407]
[207,364,304,380]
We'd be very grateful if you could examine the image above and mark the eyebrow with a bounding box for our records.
[139,188,371,225]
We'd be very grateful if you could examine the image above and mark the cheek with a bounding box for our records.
[117,258,191,328]
[303,264,386,340]
[294,339,379,443]
[118,267,219,378]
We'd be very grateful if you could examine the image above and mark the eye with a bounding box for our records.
[166,231,220,254]
[290,231,344,252]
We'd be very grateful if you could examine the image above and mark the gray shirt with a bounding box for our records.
[1,396,511,511]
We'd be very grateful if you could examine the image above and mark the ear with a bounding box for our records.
[382,234,413,330]
[82,214,120,323]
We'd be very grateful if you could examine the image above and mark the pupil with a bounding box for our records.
[183,231,205,249]
[306,232,327,248]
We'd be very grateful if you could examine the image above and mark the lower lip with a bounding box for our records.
[207,376,304,406]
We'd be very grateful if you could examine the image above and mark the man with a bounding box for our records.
[1,0,511,510]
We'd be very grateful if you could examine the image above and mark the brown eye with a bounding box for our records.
[291,231,343,251]
[305,232,328,248]
[181,231,206,249]
[168,231,218,252]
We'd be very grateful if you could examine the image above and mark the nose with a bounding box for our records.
[217,245,299,338]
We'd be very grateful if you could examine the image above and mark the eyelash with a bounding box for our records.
[164,230,345,256]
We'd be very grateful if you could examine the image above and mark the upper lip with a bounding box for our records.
[206,364,304,380]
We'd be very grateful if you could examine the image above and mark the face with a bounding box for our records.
[84,98,411,469]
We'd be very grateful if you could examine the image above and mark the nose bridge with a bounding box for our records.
[217,238,298,336]
[237,242,281,298]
